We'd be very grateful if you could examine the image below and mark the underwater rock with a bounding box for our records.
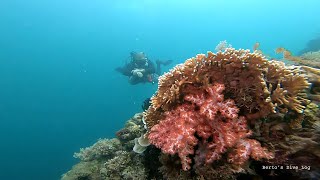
[299,36,320,55]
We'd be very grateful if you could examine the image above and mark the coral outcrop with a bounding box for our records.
[144,47,319,179]
[63,44,320,180]
[61,113,147,180]
[145,48,310,129]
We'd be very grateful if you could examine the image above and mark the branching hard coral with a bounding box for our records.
[73,138,121,161]
[301,66,320,84]
[275,48,320,102]
[266,61,310,113]
[275,47,319,80]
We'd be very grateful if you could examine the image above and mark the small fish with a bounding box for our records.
[283,50,292,59]
[275,47,286,54]
[253,42,260,51]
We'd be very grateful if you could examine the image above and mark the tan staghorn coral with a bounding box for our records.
[266,61,311,113]
[300,66,320,96]
[144,48,311,129]
[284,48,320,102]
[277,49,320,102]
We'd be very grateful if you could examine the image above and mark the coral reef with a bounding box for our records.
[100,151,147,180]
[145,48,310,128]
[63,44,320,180]
[144,47,319,179]
[276,47,320,102]
[62,113,148,180]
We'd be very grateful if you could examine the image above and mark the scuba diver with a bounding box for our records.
[115,51,172,85]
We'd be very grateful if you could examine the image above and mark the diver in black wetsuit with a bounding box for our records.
[115,52,172,85]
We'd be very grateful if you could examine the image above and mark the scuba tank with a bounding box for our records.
[147,74,159,84]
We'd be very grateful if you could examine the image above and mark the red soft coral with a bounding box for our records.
[148,83,273,170]
[148,104,200,170]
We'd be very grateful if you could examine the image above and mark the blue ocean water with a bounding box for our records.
[0,0,319,179]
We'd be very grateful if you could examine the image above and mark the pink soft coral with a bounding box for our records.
[148,83,273,170]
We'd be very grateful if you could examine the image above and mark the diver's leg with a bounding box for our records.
[156,61,161,75]
[155,60,173,75]
[129,76,140,85]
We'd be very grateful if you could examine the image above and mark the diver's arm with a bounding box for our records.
[144,60,156,75]
[115,63,134,76]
